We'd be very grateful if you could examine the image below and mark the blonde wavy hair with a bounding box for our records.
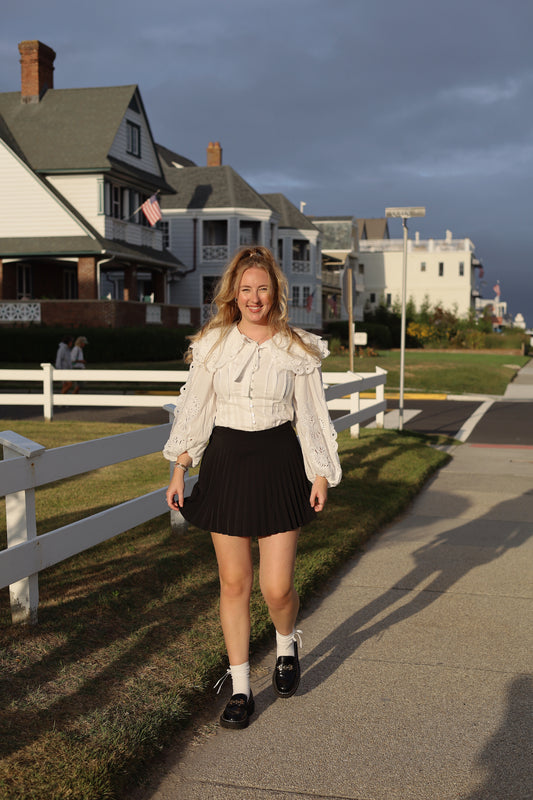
[185,246,320,362]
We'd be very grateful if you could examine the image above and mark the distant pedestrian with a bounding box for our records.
[71,336,88,393]
[55,335,73,394]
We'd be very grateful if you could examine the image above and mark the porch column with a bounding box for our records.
[123,266,138,302]
[153,270,165,303]
[0,260,17,299]
[78,256,98,299]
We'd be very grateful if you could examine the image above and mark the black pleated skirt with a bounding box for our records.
[181,421,317,537]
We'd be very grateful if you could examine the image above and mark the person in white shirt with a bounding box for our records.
[164,246,341,729]
[55,335,73,394]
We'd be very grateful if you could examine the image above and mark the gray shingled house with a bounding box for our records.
[158,143,323,329]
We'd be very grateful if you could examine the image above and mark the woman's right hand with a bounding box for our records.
[166,466,186,510]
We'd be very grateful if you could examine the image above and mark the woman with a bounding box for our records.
[164,246,341,730]
[70,336,88,393]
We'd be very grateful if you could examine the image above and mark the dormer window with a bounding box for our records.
[127,121,141,157]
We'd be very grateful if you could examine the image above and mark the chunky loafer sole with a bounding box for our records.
[220,692,255,730]
[272,650,300,698]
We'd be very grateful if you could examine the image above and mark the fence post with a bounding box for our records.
[350,380,361,438]
[376,367,386,428]
[40,363,54,421]
[165,405,189,533]
[2,433,46,624]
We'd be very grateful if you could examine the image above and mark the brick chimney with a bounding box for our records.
[19,40,56,103]
[207,141,222,167]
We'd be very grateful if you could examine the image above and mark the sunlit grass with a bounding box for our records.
[0,420,450,800]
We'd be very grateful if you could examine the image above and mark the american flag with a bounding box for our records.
[493,283,501,296]
[141,194,162,226]
[306,290,315,312]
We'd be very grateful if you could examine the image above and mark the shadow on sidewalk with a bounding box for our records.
[462,673,533,800]
[252,489,531,721]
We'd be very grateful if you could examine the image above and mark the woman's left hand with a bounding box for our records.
[310,476,328,512]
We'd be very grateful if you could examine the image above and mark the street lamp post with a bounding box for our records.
[385,206,426,431]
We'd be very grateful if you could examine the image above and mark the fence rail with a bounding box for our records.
[1,368,386,624]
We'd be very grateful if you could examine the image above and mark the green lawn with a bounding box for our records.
[323,351,529,395]
[3,351,529,396]
[0,420,450,800]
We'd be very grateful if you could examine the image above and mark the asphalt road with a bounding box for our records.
[1,397,532,446]
[386,398,533,446]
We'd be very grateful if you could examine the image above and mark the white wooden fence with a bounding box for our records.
[0,368,386,624]
[0,364,186,421]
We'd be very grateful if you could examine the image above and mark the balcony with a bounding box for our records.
[292,259,311,273]
[202,245,229,262]
[105,218,162,250]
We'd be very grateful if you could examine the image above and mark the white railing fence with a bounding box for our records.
[0,364,189,421]
[0,369,386,625]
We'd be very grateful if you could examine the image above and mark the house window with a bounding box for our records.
[63,268,78,299]
[129,189,140,224]
[202,219,228,260]
[160,221,170,249]
[203,219,227,245]
[17,264,32,299]
[292,285,300,307]
[459,261,464,276]
[370,292,376,303]
[292,239,310,273]
[302,286,311,307]
[421,261,426,272]
[239,220,260,245]
[386,293,392,307]
[277,239,284,263]
[358,262,364,275]
[439,262,444,277]
[112,185,122,219]
[292,239,310,262]
[126,121,141,157]
[202,276,219,305]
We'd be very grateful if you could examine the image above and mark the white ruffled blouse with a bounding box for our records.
[162,325,342,487]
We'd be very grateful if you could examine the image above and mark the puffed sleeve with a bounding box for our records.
[162,361,216,466]
[293,366,342,488]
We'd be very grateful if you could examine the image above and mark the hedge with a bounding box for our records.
[0,326,196,364]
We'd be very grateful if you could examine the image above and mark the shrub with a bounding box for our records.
[0,326,195,364]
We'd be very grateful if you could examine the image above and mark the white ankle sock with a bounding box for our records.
[230,661,250,698]
[276,630,296,658]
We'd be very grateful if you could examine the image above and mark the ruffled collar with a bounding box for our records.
[191,325,328,375]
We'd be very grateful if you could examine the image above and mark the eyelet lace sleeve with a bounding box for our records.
[162,362,216,466]
[293,367,342,488]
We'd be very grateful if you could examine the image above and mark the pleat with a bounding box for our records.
[181,422,316,537]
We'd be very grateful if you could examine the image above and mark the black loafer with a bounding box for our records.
[220,692,255,729]
[272,648,300,698]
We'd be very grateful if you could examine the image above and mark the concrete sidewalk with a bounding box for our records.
[504,356,533,399]
[139,443,533,800]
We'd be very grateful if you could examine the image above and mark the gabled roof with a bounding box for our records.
[262,193,317,231]
[0,86,173,191]
[357,218,390,239]
[156,143,196,169]
[159,164,273,211]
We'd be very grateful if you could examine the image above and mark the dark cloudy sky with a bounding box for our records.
[2,0,532,325]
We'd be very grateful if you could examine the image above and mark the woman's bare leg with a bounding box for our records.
[211,533,253,665]
[258,529,300,635]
